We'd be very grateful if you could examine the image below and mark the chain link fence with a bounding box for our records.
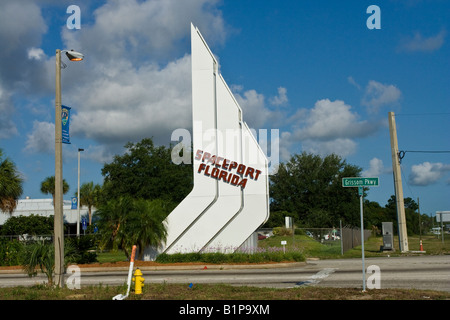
[258,224,372,255]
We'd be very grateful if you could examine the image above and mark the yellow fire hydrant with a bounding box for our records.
[132,268,145,294]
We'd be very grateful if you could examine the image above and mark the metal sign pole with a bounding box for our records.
[359,187,366,292]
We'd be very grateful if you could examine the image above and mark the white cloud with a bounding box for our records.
[286,99,381,158]
[68,54,193,146]
[24,121,55,154]
[347,76,361,90]
[0,84,17,138]
[362,80,401,113]
[362,157,391,177]
[27,47,45,61]
[269,87,288,106]
[294,99,378,141]
[233,88,272,129]
[62,0,228,65]
[409,162,450,186]
[16,0,230,159]
[398,29,446,53]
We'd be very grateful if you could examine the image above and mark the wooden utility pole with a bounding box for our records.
[388,112,409,252]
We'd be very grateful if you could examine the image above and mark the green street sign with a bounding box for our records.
[342,177,379,187]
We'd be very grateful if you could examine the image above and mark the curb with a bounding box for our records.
[0,261,306,275]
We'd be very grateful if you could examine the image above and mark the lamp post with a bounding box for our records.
[54,49,84,288]
[77,148,84,237]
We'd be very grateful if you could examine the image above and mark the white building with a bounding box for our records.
[0,198,91,226]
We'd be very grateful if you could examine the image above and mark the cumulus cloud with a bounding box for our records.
[362,157,391,177]
[14,0,230,160]
[398,29,446,53]
[362,80,401,113]
[24,121,55,154]
[0,84,17,138]
[288,99,381,157]
[68,54,193,147]
[62,0,228,65]
[233,88,271,129]
[294,99,379,141]
[409,162,450,186]
[269,87,288,106]
[0,1,49,139]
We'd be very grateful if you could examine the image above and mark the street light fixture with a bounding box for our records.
[54,49,84,288]
[66,50,84,61]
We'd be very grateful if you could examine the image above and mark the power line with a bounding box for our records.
[396,113,450,116]
[398,150,450,164]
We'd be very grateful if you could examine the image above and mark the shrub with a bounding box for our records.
[273,227,292,236]
[0,238,24,266]
[154,247,305,264]
[65,235,98,264]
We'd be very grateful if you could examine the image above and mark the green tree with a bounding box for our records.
[95,196,169,260]
[76,181,101,225]
[40,176,70,205]
[101,138,192,204]
[0,215,54,236]
[127,198,169,260]
[0,149,23,214]
[95,196,132,254]
[270,152,362,228]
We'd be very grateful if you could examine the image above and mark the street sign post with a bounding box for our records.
[342,177,379,292]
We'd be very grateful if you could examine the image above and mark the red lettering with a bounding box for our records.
[245,167,254,179]
[208,155,216,165]
[218,170,228,182]
[230,174,240,185]
[204,165,211,176]
[195,149,203,161]
[202,152,211,162]
[222,159,229,170]
[237,164,246,175]
[254,169,262,181]
[229,161,238,171]
[211,167,219,178]
[215,157,223,167]
[198,163,206,173]
[237,178,247,189]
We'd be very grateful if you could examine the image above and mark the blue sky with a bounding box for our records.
[0,0,449,217]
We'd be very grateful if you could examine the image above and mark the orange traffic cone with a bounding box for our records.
[420,240,424,251]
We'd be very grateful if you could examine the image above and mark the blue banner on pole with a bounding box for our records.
[62,105,71,144]
[71,197,78,209]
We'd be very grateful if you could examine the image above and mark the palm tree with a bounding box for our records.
[0,149,23,214]
[95,196,133,255]
[95,197,168,260]
[22,241,55,286]
[40,176,69,205]
[130,199,168,260]
[77,181,101,225]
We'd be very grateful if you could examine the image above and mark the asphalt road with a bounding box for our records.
[1,255,448,292]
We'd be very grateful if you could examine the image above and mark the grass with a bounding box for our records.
[258,233,450,260]
[0,283,448,300]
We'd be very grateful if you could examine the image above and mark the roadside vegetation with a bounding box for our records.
[0,283,449,300]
